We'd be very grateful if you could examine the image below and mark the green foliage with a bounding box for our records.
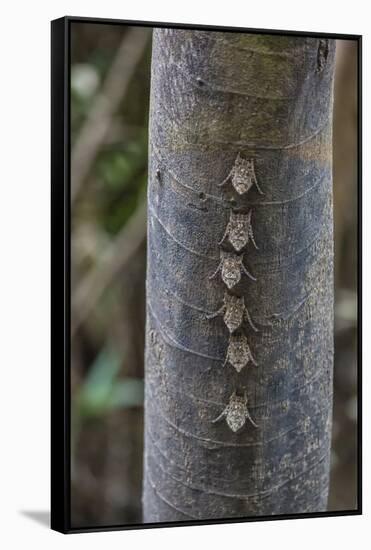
[76,346,144,418]
[70,35,149,500]
[95,132,148,235]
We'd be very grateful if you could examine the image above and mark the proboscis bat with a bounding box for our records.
[206,292,258,333]
[209,250,256,289]
[218,210,258,252]
[218,153,264,195]
[212,391,258,432]
[224,333,258,373]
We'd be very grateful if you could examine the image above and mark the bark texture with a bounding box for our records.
[143,30,336,522]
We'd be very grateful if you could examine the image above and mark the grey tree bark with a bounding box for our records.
[143,29,336,522]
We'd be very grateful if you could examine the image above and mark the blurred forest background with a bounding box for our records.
[70,23,358,528]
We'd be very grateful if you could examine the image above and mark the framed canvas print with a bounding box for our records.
[51,16,362,533]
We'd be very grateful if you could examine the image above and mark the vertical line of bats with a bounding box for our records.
[209,154,262,433]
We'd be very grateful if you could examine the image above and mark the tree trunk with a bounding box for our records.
[143,29,336,522]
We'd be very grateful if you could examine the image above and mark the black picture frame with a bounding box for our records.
[51,15,362,534]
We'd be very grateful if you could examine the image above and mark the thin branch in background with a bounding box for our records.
[71,200,147,337]
[71,27,150,204]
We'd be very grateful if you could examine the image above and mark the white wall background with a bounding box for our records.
[0,1,368,548]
